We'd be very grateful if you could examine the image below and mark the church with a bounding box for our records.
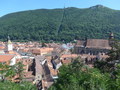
[74,33,114,61]
[0,37,21,66]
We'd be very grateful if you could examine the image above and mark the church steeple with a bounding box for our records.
[109,32,114,39]
[7,36,13,51]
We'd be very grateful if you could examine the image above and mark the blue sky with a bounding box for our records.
[0,0,120,17]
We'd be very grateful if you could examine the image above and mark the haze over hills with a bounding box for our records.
[0,5,120,42]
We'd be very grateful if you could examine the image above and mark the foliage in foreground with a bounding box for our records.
[49,58,120,90]
[0,81,37,90]
[0,62,37,90]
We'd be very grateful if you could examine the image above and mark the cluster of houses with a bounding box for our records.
[0,33,114,89]
[0,37,77,89]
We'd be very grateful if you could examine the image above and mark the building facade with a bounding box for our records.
[74,39,111,55]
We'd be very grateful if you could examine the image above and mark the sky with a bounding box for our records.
[0,0,120,17]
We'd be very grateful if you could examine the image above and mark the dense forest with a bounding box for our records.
[0,5,120,42]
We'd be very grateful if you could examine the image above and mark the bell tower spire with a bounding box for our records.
[7,36,13,51]
[109,32,114,39]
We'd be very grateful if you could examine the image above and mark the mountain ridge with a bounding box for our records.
[1,5,119,18]
[0,5,120,42]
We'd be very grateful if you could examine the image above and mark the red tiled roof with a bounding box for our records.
[86,39,111,49]
[32,48,53,54]
[0,55,14,62]
[0,45,5,50]
[61,54,78,58]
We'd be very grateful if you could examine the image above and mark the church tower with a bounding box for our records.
[109,32,114,47]
[7,36,13,51]
[109,32,114,39]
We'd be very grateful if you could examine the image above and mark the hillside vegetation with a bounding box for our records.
[0,5,120,42]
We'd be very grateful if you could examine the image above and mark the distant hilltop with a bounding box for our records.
[0,5,120,42]
[90,5,105,9]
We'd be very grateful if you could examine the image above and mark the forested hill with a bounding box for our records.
[0,5,120,42]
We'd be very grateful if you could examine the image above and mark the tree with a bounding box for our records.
[0,62,37,90]
[0,81,37,90]
[107,40,120,61]
[14,61,25,82]
[0,61,25,82]
[94,40,120,89]
[0,63,16,82]
[94,40,120,72]
[115,64,120,89]
[49,58,110,90]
